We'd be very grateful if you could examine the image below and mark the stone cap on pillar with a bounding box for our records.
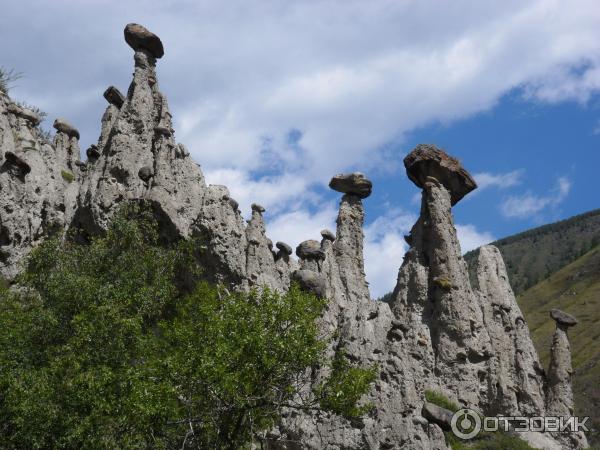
[550,309,578,327]
[404,144,476,205]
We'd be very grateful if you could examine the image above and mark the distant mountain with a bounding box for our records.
[518,245,600,447]
[465,209,600,295]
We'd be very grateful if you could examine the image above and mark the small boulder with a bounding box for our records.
[124,23,164,58]
[404,144,476,205]
[276,241,293,256]
[103,86,125,108]
[296,240,325,260]
[251,203,265,214]
[138,166,153,182]
[292,270,327,298]
[329,172,372,199]
[421,402,454,431]
[550,309,578,327]
[86,145,100,161]
[53,118,80,140]
[320,229,336,241]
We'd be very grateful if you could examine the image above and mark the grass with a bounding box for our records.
[518,244,600,447]
[425,389,460,412]
[61,170,75,183]
[433,277,453,291]
[0,67,22,94]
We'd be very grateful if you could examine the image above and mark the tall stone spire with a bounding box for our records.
[546,309,588,449]
[392,144,491,408]
[474,245,546,416]
[75,23,206,238]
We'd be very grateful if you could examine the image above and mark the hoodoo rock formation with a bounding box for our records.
[0,24,588,449]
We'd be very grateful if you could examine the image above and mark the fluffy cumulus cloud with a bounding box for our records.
[501,176,572,219]
[0,0,596,295]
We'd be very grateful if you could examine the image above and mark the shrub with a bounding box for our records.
[61,170,74,183]
[0,204,376,449]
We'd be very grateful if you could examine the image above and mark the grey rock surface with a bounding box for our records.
[0,94,79,279]
[474,245,546,416]
[292,269,327,298]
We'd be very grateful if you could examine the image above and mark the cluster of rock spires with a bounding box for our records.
[0,24,588,449]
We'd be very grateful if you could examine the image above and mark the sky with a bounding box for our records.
[1,0,600,297]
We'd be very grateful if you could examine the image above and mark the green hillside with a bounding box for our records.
[465,209,600,295]
[518,245,600,447]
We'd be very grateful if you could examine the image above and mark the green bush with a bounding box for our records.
[61,170,75,183]
[0,205,376,449]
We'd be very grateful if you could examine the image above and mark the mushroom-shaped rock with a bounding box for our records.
[329,172,372,199]
[296,239,325,260]
[53,118,80,140]
[550,309,578,327]
[251,203,265,214]
[276,241,293,256]
[138,166,154,182]
[124,23,164,58]
[86,145,100,160]
[103,86,125,108]
[421,402,454,431]
[404,144,476,205]
[292,270,327,298]
[320,229,335,241]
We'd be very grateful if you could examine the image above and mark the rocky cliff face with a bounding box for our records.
[0,24,588,449]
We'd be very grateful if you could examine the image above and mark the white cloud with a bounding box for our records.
[501,176,572,219]
[266,205,338,252]
[204,168,319,217]
[456,224,495,253]
[364,210,417,298]
[3,0,600,190]
[473,170,524,191]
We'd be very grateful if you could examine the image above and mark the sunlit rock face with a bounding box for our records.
[0,24,586,450]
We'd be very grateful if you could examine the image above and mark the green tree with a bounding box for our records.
[0,205,375,449]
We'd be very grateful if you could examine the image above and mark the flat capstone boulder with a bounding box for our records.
[329,172,372,199]
[124,23,164,58]
[404,144,476,205]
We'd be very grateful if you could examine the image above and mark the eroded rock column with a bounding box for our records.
[474,245,546,416]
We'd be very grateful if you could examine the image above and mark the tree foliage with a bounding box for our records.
[0,205,375,449]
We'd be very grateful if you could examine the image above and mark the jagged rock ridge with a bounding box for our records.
[0,24,588,450]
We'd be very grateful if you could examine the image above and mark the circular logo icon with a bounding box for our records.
[451,408,481,440]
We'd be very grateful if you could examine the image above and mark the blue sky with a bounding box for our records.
[1,0,599,296]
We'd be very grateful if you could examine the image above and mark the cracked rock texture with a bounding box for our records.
[0,24,587,450]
